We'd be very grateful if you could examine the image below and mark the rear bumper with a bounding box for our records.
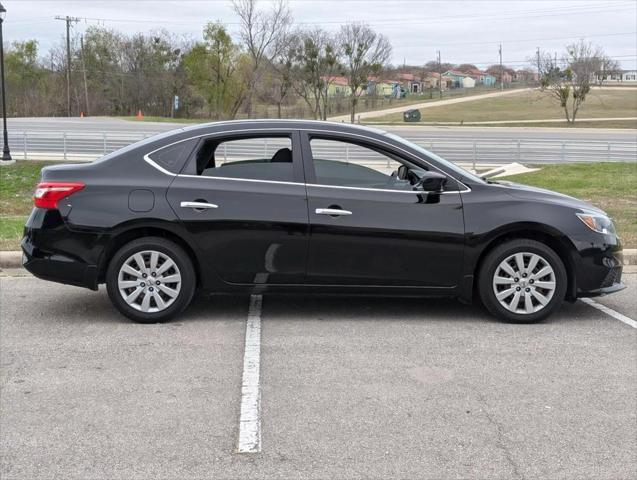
[21,208,101,290]
[21,238,98,290]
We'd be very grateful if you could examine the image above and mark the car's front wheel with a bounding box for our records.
[478,239,567,323]
[106,237,196,323]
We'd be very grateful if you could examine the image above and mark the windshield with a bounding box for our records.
[385,133,486,184]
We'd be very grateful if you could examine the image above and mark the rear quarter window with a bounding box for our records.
[147,138,199,174]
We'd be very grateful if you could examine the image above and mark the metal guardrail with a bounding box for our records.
[401,136,637,165]
[7,131,154,160]
[6,131,637,165]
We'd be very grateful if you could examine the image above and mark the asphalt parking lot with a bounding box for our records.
[1,269,635,479]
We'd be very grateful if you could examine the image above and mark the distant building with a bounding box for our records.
[397,73,423,94]
[598,70,637,83]
[321,76,352,97]
[442,70,475,89]
[366,76,405,97]
[463,68,496,86]
[514,69,539,82]
[462,76,476,88]
[423,72,441,89]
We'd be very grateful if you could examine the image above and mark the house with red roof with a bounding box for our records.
[320,76,352,97]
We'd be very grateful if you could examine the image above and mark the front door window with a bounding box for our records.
[308,138,422,191]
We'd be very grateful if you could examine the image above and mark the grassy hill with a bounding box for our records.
[367,89,637,127]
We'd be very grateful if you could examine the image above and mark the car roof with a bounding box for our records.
[179,119,390,137]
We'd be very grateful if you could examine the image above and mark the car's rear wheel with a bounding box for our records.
[478,239,567,323]
[106,237,196,323]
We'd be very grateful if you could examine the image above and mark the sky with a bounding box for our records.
[3,0,637,70]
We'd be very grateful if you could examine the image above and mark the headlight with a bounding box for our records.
[576,211,616,235]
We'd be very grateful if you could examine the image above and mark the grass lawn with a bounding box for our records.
[119,86,530,123]
[501,162,637,247]
[0,217,26,250]
[0,161,52,250]
[0,160,635,250]
[117,115,203,124]
[367,120,637,129]
[368,89,637,126]
[0,161,52,215]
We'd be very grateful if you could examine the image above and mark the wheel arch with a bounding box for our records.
[471,222,578,302]
[97,221,202,287]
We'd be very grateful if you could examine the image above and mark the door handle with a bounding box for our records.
[180,201,218,210]
[315,208,352,216]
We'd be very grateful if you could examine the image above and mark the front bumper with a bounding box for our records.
[574,241,625,298]
[579,281,626,297]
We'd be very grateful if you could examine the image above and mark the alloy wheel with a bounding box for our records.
[492,252,556,314]
[117,250,182,313]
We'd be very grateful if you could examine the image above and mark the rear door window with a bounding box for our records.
[193,136,295,182]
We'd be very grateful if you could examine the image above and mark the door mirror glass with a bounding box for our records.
[417,171,447,192]
[396,164,409,180]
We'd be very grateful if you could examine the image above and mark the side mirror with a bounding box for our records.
[417,171,447,192]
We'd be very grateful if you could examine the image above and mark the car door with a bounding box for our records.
[166,130,308,285]
[300,131,465,288]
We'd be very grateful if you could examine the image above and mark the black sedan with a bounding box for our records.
[22,120,624,323]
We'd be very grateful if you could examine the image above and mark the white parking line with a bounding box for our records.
[236,294,263,453]
[580,297,637,329]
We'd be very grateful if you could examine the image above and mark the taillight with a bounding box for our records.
[33,182,85,209]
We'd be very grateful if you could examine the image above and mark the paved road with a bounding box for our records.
[1,269,635,479]
[8,116,637,141]
[6,117,637,164]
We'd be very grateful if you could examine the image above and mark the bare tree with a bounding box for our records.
[595,54,621,86]
[425,60,453,72]
[339,22,392,123]
[539,40,604,123]
[271,33,298,118]
[231,0,292,118]
[290,27,340,120]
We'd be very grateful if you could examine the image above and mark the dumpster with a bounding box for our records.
[403,109,421,122]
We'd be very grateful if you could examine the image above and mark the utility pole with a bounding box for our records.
[55,15,79,117]
[80,35,89,116]
[437,50,442,99]
[536,47,541,84]
[499,44,504,91]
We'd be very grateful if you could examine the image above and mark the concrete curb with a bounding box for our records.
[2,249,636,269]
[0,251,22,268]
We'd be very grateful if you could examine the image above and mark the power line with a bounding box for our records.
[391,31,637,49]
[37,1,635,28]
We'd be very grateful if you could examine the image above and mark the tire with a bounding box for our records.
[106,237,196,323]
[478,239,567,323]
